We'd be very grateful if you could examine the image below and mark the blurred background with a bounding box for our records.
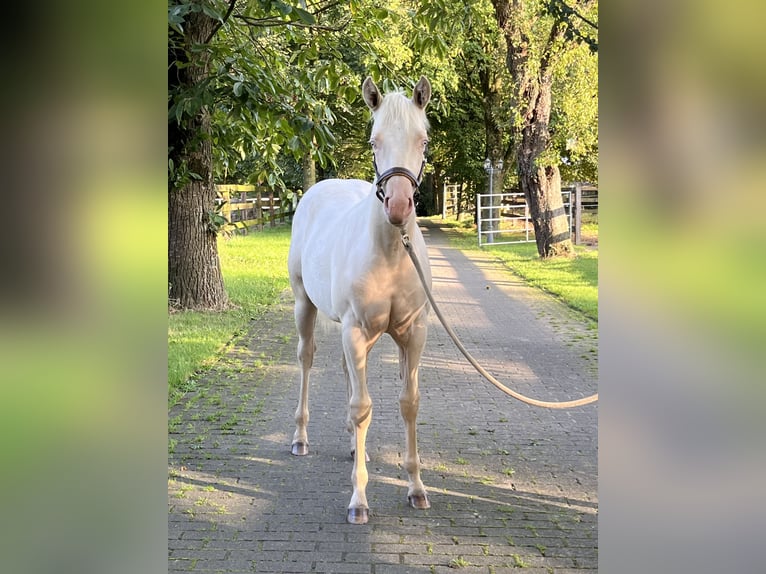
[600,0,766,571]
[0,2,166,573]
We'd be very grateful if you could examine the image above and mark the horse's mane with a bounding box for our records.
[372,90,430,133]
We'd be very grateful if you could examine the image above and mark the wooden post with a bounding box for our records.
[574,182,582,245]
[255,194,263,231]
[219,187,231,224]
[269,192,275,228]
[441,181,446,220]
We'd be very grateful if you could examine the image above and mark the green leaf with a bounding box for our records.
[287,136,301,152]
[173,100,183,124]
[200,3,223,22]
[274,1,292,17]
[290,7,316,25]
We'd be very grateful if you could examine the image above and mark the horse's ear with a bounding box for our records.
[412,76,431,109]
[363,76,381,111]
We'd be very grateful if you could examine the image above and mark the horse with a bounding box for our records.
[287,76,433,524]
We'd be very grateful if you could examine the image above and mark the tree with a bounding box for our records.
[432,1,513,231]
[463,3,514,240]
[168,2,230,310]
[551,35,598,184]
[168,0,373,309]
[491,0,597,257]
[167,0,599,312]
[413,0,596,247]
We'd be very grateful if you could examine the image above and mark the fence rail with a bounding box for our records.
[215,185,297,234]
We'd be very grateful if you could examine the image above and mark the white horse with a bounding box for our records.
[287,76,433,524]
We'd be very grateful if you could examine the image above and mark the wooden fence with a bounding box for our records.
[215,185,297,234]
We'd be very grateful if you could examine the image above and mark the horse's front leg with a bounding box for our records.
[344,353,370,462]
[397,314,430,510]
[342,322,373,524]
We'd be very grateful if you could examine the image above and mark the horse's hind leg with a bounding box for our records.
[396,315,430,510]
[291,282,317,456]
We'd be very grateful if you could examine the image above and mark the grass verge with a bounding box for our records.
[431,216,598,322]
[168,216,598,405]
[168,226,292,406]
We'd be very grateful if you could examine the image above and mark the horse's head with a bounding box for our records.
[363,76,431,226]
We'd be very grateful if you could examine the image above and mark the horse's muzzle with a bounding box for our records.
[383,182,414,225]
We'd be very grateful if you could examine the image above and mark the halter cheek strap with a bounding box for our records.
[373,154,426,203]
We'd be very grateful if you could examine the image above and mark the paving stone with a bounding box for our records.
[169,220,598,573]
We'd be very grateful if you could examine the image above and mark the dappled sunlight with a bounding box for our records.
[373,473,597,516]
[170,219,596,573]
[258,431,293,446]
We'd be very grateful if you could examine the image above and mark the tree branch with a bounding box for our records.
[204,0,238,44]
[550,0,598,30]
[546,0,598,53]
[308,0,344,17]
[539,17,566,77]
[235,13,349,32]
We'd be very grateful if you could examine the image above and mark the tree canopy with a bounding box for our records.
[169,0,597,193]
[167,0,598,307]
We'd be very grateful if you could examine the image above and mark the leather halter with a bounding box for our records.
[373,153,426,203]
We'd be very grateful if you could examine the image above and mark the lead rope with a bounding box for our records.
[400,231,598,409]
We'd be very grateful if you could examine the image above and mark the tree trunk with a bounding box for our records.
[168,14,228,310]
[493,0,574,258]
[518,74,573,258]
[302,151,316,192]
[519,162,572,257]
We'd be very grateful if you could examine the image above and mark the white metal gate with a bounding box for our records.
[477,190,572,246]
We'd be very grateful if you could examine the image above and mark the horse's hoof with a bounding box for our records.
[291,442,309,456]
[408,493,431,510]
[350,450,371,462]
[346,507,369,525]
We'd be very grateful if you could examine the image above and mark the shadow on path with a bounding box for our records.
[169,220,598,573]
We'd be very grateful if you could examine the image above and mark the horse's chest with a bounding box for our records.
[348,268,423,331]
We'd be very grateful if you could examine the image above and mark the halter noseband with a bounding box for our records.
[373,153,426,203]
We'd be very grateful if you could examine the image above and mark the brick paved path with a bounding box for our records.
[169,220,598,573]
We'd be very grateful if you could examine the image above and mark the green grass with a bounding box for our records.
[432,216,598,322]
[168,215,598,405]
[490,243,597,321]
[168,226,292,406]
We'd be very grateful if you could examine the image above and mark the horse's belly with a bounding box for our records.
[290,179,371,320]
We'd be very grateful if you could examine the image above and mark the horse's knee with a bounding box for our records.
[297,337,315,368]
[348,398,372,427]
[399,393,420,420]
